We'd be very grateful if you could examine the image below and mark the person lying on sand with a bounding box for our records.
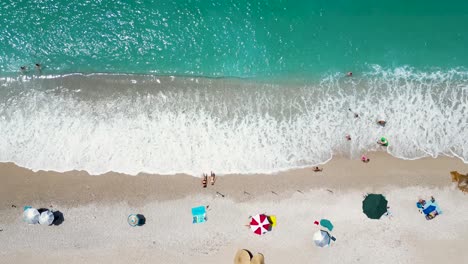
[210,171,216,185]
[313,167,323,172]
[202,174,208,188]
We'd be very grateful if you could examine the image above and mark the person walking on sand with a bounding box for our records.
[201,174,208,188]
[210,171,216,185]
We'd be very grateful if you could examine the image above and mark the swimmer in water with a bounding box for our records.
[377,120,386,127]
[345,135,351,141]
[348,108,359,118]
[346,72,353,77]
[20,66,27,73]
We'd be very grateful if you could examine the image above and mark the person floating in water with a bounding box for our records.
[377,120,386,127]
[20,66,27,73]
[377,137,388,147]
[35,63,41,70]
[346,72,353,77]
[348,108,359,118]
[210,171,216,185]
[345,134,351,141]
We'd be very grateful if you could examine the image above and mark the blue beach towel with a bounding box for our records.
[423,205,436,215]
[191,206,206,224]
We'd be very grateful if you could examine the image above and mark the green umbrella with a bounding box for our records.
[362,194,388,219]
[320,219,334,231]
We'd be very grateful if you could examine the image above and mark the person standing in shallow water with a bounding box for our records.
[20,66,27,73]
[35,63,42,74]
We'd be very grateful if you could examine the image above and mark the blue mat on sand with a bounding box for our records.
[192,206,206,224]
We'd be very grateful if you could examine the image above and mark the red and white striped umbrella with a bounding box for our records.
[250,214,270,235]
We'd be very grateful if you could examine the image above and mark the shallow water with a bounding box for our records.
[1,66,467,175]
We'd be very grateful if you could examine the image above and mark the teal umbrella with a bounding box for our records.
[320,219,334,231]
[362,194,388,219]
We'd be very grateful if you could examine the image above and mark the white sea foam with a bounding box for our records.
[0,66,467,175]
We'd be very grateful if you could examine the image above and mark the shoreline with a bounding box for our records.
[1,152,467,209]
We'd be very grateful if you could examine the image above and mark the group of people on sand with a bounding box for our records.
[201,171,216,188]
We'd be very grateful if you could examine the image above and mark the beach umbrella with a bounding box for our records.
[39,210,54,225]
[128,214,140,227]
[362,194,388,219]
[234,249,252,264]
[313,230,331,247]
[23,208,40,224]
[250,214,270,235]
[251,253,265,264]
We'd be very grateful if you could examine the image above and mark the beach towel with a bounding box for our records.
[191,206,206,224]
[423,205,436,215]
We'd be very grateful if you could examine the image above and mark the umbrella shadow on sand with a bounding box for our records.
[52,211,65,226]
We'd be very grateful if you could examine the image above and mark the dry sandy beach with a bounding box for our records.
[1,152,467,264]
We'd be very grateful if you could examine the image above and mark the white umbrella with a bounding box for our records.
[313,230,331,247]
[39,210,54,225]
[23,208,40,224]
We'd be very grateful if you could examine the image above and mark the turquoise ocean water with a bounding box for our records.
[1,0,468,78]
[1,0,467,175]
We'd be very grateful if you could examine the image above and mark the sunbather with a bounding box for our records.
[202,174,208,188]
[210,171,216,185]
[313,166,323,172]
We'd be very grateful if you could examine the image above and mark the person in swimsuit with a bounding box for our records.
[346,72,353,77]
[201,174,208,188]
[20,66,27,73]
[377,120,386,127]
[210,171,216,185]
[313,167,323,172]
[377,137,388,147]
[345,134,351,141]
